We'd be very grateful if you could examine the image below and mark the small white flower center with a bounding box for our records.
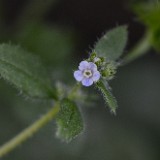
[83,69,92,78]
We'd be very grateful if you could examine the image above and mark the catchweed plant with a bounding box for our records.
[0,1,160,157]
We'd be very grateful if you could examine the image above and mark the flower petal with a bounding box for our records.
[82,78,93,87]
[79,61,89,71]
[74,70,83,81]
[88,62,97,71]
[92,71,101,82]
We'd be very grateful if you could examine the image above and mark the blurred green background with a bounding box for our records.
[0,0,160,159]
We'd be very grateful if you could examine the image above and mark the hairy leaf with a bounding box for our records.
[56,98,83,142]
[93,26,128,61]
[0,44,57,99]
[96,80,118,114]
[15,24,75,81]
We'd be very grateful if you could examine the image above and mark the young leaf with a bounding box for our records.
[0,44,57,99]
[56,98,83,142]
[96,80,118,114]
[93,26,128,61]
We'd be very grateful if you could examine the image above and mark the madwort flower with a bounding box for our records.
[74,61,101,87]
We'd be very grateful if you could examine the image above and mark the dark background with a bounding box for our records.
[0,0,160,160]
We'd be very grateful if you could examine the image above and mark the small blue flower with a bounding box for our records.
[74,61,101,87]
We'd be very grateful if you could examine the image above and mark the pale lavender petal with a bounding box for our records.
[88,62,97,71]
[82,78,93,87]
[79,61,89,71]
[92,71,101,82]
[74,70,83,81]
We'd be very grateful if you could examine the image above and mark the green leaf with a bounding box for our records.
[14,24,75,81]
[96,80,118,114]
[152,29,160,51]
[93,26,128,61]
[134,2,160,30]
[15,24,74,67]
[0,44,57,99]
[134,2,160,51]
[56,98,83,142]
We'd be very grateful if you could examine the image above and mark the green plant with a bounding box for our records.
[0,0,159,158]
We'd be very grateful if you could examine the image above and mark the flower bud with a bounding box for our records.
[102,62,116,79]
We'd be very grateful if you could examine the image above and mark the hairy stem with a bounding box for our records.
[122,31,152,65]
[0,103,60,158]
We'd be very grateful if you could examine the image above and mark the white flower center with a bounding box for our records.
[83,69,92,78]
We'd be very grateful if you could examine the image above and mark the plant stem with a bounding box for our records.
[68,83,81,99]
[122,31,152,65]
[0,103,60,158]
